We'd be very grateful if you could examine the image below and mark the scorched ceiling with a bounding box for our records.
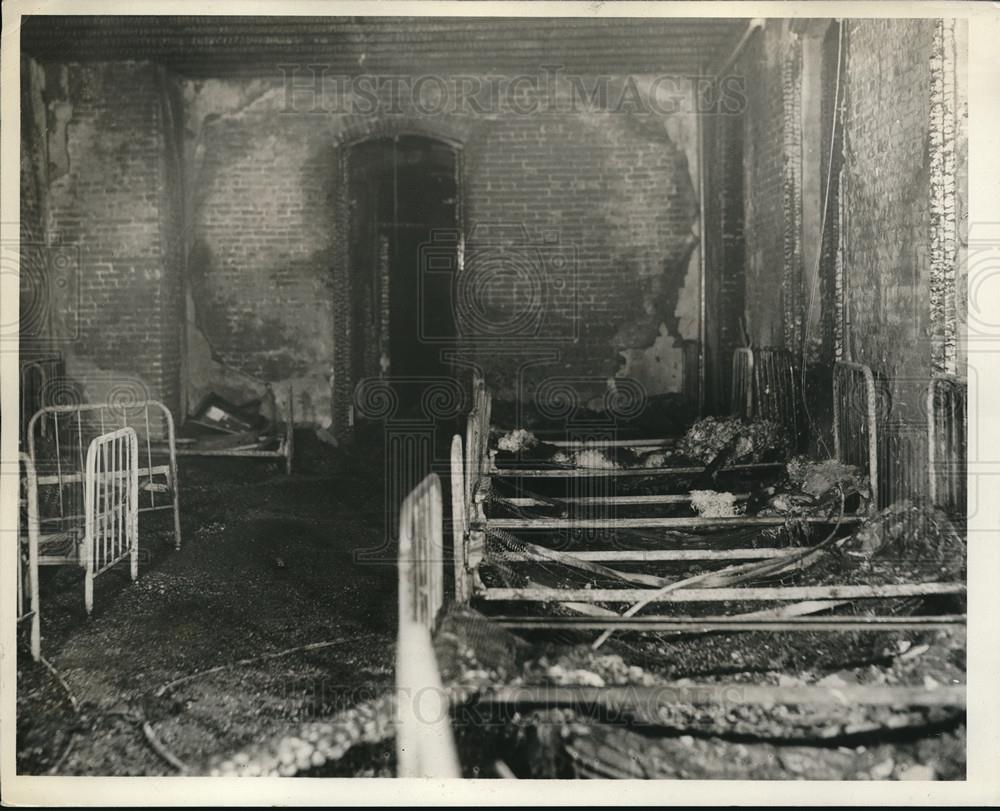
[20,16,749,77]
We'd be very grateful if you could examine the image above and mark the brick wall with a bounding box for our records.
[183,75,702,425]
[19,57,49,355]
[43,62,184,414]
[739,23,790,350]
[731,19,949,409]
[702,86,746,412]
[841,19,936,413]
[710,19,965,500]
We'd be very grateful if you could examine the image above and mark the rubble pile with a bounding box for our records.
[675,417,786,465]
[491,416,788,471]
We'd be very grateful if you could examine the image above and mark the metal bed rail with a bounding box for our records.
[26,400,182,550]
[398,474,446,630]
[928,374,967,516]
[18,453,41,660]
[833,360,878,510]
[753,347,801,450]
[19,354,64,443]
[730,347,754,418]
[83,427,140,615]
[396,473,461,778]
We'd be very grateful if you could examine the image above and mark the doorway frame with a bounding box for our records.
[332,125,465,438]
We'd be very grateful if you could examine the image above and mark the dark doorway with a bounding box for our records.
[347,135,459,396]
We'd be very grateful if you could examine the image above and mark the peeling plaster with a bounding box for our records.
[179,77,335,424]
[607,77,702,397]
[178,72,705,416]
[47,100,73,180]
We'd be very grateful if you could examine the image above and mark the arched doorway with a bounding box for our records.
[346,134,460,409]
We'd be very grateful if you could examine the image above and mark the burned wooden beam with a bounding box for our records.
[480,682,966,709]
[480,583,966,603]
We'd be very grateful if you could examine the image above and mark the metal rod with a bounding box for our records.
[545,437,676,449]
[489,462,783,477]
[713,18,766,80]
[486,515,862,529]
[500,493,750,506]
[696,71,707,416]
[492,547,797,562]
[490,613,966,632]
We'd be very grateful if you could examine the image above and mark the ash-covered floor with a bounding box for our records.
[16,422,966,781]
[16,433,400,776]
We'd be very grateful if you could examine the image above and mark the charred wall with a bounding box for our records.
[22,64,704,427]
[22,60,185,414]
[179,75,703,426]
[705,18,967,499]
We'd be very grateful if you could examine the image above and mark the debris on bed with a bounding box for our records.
[676,417,786,465]
[842,501,966,582]
[490,416,788,472]
[496,428,538,454]
[433,608,965,779]
[689,490,743,518]
[490,429,639,469]
[752,457,870,518]
[488,393,695,440]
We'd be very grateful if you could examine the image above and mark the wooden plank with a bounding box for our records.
[510,574,619,619]
[588,552,800,649]
[489,462,783,477]
[501,493,750,506]
[481,683,966,709]
[489,614,967,632]
[494,548,795,562]
[735,600,849,619]
[479,583,966,603]
[508,539,670,588]
[487,516,863,529]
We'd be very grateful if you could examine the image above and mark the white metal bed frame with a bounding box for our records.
[21,426,141,616]
[82,427,140,614]
[450,358,961,627]
[927,374,966,516]
[26,400,182,553]
[18,453,41,660]
[397,473,964,779]
[172,383,295,475]
[832,360,879,510]
[396,473,461,778]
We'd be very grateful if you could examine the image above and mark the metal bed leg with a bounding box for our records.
[286,384,295,476]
